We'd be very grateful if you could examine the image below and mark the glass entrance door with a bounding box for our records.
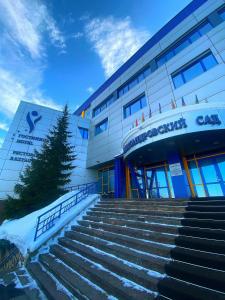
[187,154,225,197]
[145,164,174,198]
[199,157,225,196]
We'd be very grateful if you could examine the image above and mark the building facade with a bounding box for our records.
[1,0,225,200]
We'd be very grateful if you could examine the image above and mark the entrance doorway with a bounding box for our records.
[187,153,225,197]
[145,164,175,199]
[98,166,114,196]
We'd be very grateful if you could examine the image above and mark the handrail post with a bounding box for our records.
[59,202,62,218]
[34,215,40,241]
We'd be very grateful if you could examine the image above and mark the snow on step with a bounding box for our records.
[52,244,157,300]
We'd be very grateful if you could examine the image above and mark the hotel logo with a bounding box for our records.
[26,111,42,133]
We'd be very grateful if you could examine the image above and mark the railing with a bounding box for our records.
[66,182,97,192]
[34,182,98,241]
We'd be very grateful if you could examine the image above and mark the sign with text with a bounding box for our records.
[169,163,183,177]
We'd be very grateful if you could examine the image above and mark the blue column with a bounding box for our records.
[114,156,126,198]
[167,152,190,199]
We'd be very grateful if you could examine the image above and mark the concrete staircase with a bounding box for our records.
[27,198,225,300]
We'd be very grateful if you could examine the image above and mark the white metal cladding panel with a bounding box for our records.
[193,0,225,21]
[207,89,225,103]
[0,169,21,181]
[0,180,17,193]
[146,78,172,100]
[136,44,162,67]
[209,25,225,53]
[146,66,169,87]
[220,48,225,60]
[159,15,198,52]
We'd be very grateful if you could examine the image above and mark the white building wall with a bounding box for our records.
[0,101,96,200]
[86,0,225,168]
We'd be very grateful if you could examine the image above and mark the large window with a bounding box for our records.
[78,127,88,139]
[172,51,218,89]
[156,21,213,68]
[93,94,115,117]
[219,7,225,20]
[118,65,152,98]
[123,94,147,119]
[95,118,108,135]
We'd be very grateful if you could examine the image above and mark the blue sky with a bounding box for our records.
[0,0,191,145]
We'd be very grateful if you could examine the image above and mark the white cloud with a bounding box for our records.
[0,68,61,116]
[0,122,9,132]
[87,86,94,94]
[85,16,150,77]
[0,0,65,59]
[0,138,4,148]
[0,0,64,122]
[72,32,84,40]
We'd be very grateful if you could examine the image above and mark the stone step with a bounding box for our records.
[49,244,156,300]
[171,246,225,270]
[178,225,225,240]
[175,235,225,254]
[100,199,225,206]
[165,259,225,293]
[38,252,109,300]
[186,205,225,212]
[76,220,176,245]
[83,215,179,234]
[189,200,225,206]
[96,203,186,212]
[27,262,71,300]
[62,232,225,293]
[57,237,161,292]
[71,225,172,258]
[158,276,225,300]
[83,215,225,240]
[86,210,181,226]
[184,211,225,220]
[100,198,188,204]
[71,225,225,270]
[90,207,183,218]
[63,232,167,273]
[181,218,225,230]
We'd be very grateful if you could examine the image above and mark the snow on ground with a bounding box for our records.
[0,191,100,256]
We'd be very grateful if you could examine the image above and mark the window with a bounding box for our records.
[156,21,213,68]
[219,7,225,20]
[172,51,218,88]
[123,94,147,118]
[118,65,151,99]
[95,118,108,135]
[93,94,115,117]
[78,127,89,139]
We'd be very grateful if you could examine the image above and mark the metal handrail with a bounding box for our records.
[66,182,96,192]
[34,182,98,241]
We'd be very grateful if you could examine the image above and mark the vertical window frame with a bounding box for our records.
[171,51,218,89]
[95,118,108,136]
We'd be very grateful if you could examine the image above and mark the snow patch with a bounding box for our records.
[0,191,100,256]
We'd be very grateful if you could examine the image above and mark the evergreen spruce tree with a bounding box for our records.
[4,105,75,219]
